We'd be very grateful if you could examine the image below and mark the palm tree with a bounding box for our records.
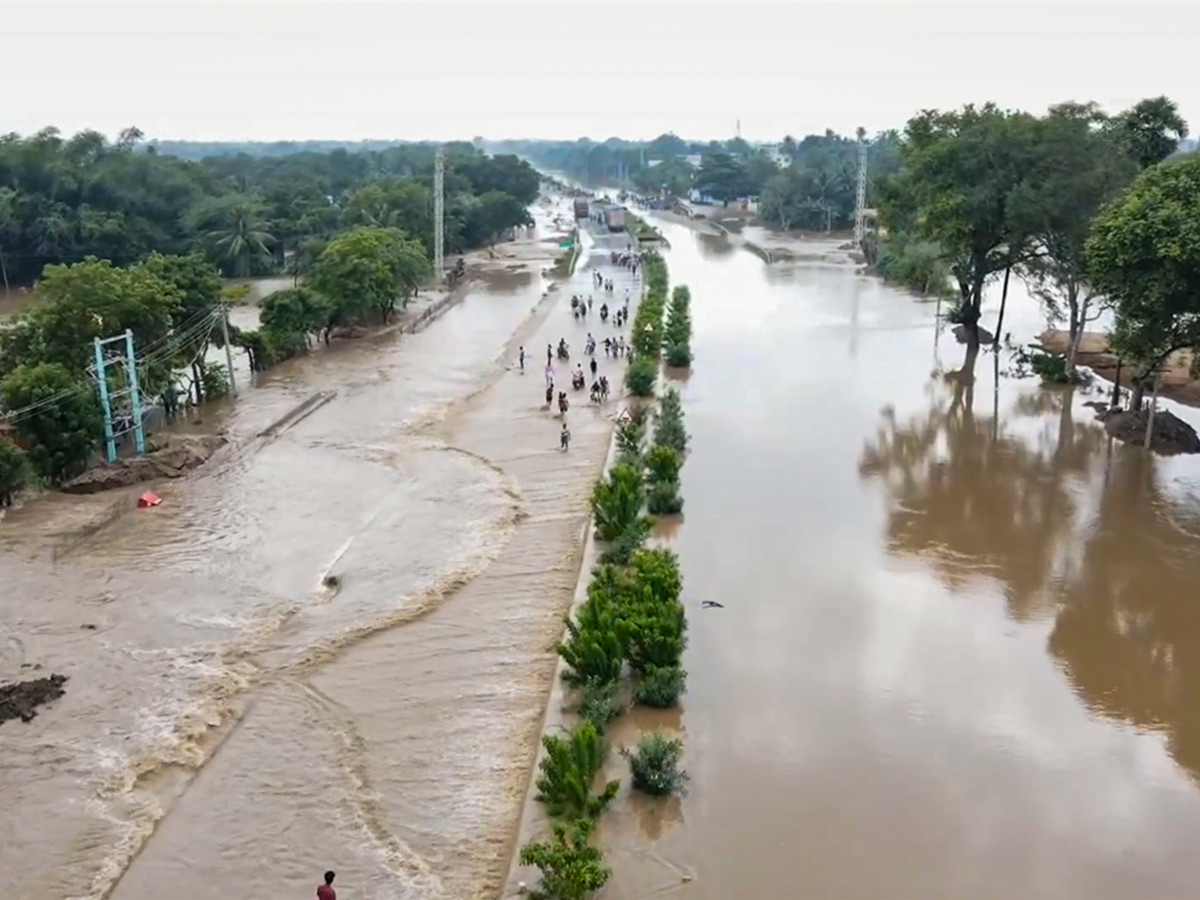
[191,196,275,277]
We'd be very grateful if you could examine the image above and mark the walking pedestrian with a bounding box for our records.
[589,357,597,378]
[317,871,337,900]
[519,346,525,371]
[560,421,571,451]
[545,381,554,407]
[546,343,552,366]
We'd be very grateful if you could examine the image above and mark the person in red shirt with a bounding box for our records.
[317,870,336,900]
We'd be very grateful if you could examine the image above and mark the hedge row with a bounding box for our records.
[520,249,695,900]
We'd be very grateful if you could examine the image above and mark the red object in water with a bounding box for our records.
[138,491,162,508]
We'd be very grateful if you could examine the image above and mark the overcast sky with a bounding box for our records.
[2,0,1196,144]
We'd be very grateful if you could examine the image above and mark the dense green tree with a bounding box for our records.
[1015,104,1138,376]
[343,177,431,244]
[1,362,102,483]
[1112,95,1189,169]
[309,226,430,326]
[889,104,1042,345]
[0,257,181,378]
[189,195,276,277]
[260,287,330,355]
[0,439,29,506]
[694,152,753,203]
[468,190,534,247]
[1085,155,1200,408]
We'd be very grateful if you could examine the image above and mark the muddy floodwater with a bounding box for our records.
[1,200,640,900]
[595,218,1200,899]
[8,203,1200,900]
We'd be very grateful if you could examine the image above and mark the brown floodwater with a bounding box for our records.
[592,219,1200,899]
[0,201,643,900]
[9,201,1200,900]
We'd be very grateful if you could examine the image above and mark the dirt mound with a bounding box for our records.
[1,674,67,725]
[1101,408,1200,454]
[62,434,227,494]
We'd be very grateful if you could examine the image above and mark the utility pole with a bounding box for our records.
[433,146,445,286]
[220,305,238,397]
[854,126,869,247]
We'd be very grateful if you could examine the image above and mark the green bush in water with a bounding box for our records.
[644,445,682,485]
[599,516,652,566]
[627,731,689,796]
[629,548,683,605]
[647,480,684,515]
[665,341,693,368]
[653,389,688,453]
[1030,349,1071,383]
[534,721,620,821]
[625,358,658,397]
[519,818,611,900]
[577,680,625,731]
[633,664,687,709]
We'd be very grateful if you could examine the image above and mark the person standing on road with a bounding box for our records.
[317,871,337,900]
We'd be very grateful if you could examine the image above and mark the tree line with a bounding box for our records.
[0,129,539,286]
[870,95,1194,409]
[497,131,904,232]
[0,131,543,495]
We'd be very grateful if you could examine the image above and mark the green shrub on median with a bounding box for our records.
[519,818,611,900]
[534,720,620,822]
[625,357,658,397]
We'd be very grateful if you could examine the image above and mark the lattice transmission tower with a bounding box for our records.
[854,126,868,247]
[433,146,445,284]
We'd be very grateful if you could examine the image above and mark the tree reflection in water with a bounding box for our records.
[858,344,1104,619]
[1048,450,1200,779]
[861,342,1200,780]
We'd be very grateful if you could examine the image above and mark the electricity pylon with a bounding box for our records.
[854,126,868,247]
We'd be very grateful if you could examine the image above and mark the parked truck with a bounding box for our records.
[573,198,590,220]
[604,206,626,232]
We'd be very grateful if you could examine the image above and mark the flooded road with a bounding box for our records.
[1,202,640,900]
[599,220,1200,899]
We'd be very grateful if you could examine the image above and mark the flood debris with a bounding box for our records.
[61,435,226,494]
[1100,408,1200,454]
[1,674,68,725]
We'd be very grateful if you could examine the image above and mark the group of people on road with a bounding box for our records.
[611,249,641,278]
[520,254,637,452]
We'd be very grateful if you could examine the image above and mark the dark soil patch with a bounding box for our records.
[0,674,67,725]
[1100,408,1200,454]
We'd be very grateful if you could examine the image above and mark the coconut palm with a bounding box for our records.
[190,196,275,277]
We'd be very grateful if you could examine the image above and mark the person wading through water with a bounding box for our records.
[317,871,336,900]
[560,421,571,451]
